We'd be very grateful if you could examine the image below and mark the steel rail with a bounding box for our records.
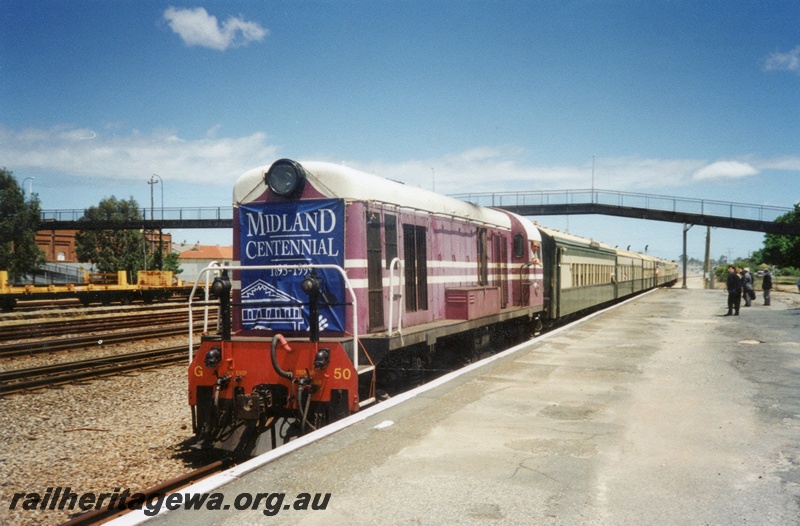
[1,309,217,342]
[0,345,192,396]
[59,460,233,525]
[0,323,207,359]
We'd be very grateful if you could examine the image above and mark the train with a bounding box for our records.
[0,270,190,311]
[188,159,678,456]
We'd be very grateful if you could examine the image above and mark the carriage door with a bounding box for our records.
[366,211,384,330]
[493,234,508,308]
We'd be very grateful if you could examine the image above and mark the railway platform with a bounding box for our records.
[118,285,800,525]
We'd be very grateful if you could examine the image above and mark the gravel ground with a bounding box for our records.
[2,283,796,525]
[0,336,204,526]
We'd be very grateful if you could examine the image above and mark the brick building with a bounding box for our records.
[35,229,172,263]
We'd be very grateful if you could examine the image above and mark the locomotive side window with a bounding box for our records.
[385,214,397,270]
[513,233,525,259]
[367,211,384,330]
[477,228,488,286]
[403,224,428,312]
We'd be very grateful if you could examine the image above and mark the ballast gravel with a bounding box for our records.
[0,350,199,525]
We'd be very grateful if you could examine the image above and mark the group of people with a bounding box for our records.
[725,266,772,316]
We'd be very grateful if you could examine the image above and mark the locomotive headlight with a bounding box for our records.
[301,274,320,296]
[204,346,222,369]
[265,159,307,197]
[210,275,231,298]
[314,348,330,370]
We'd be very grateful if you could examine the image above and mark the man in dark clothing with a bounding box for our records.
[725,265,742,316]
[762,268,773,306]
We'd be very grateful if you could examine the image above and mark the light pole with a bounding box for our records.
[682,223,693,289]
[22,177,34,198]
[148,174,163,219]
[147,174,164,269]
[430,167,435,192]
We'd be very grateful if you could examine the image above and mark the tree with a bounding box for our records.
[756,203,800,268]
[0,168,46,281]
[76,197,147,273]
[162,252,183,276]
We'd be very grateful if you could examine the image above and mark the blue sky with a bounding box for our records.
[1,1,798,262]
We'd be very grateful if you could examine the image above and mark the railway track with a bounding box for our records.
[0,345,194,396]
[0,323,210,359]
[1,293,200,313]
[60,460,233,525]
[1,308,217,342]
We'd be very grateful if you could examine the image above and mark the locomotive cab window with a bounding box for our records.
[513,233,525,259]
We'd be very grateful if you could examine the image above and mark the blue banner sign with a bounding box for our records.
[239,199,345,332]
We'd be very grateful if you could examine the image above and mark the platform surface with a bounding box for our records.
[130,287,800,525]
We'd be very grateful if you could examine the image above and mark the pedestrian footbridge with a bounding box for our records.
[39,189,798,235]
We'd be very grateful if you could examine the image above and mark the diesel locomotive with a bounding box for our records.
[188,159,678,456]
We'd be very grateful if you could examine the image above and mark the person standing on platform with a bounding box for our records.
[742,268,754,307]
[761,268,772,306]
[725,265,742,316]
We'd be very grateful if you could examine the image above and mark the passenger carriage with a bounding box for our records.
[537,225,618,320]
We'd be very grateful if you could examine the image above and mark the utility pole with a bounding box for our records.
[147,174,163,270]
[704,226,712,289]
[682,223,693,289]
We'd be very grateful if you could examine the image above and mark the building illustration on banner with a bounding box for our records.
[241,279,329,331]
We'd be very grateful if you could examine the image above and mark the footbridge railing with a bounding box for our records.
[450,189,799,236]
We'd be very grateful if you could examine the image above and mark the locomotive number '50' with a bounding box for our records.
[333,368,352,380]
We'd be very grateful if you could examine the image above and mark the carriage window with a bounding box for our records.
[403,224,428,312]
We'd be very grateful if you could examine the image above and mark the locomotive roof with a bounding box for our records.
[234,160,513,229]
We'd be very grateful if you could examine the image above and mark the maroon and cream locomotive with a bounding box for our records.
[188,159,678,456]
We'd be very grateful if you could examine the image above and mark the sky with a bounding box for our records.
[1,1,798,263]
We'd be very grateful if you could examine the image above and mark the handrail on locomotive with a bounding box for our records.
[387,257,404,338]
[188,262,360,368]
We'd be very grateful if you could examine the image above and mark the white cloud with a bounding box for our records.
[759,156,800,171]
[2,125,797,201]
[763,45,800,72]
[0,125,278,184]
[163,7,267,51]
[692,161,759,181]
[346,151,707,196]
